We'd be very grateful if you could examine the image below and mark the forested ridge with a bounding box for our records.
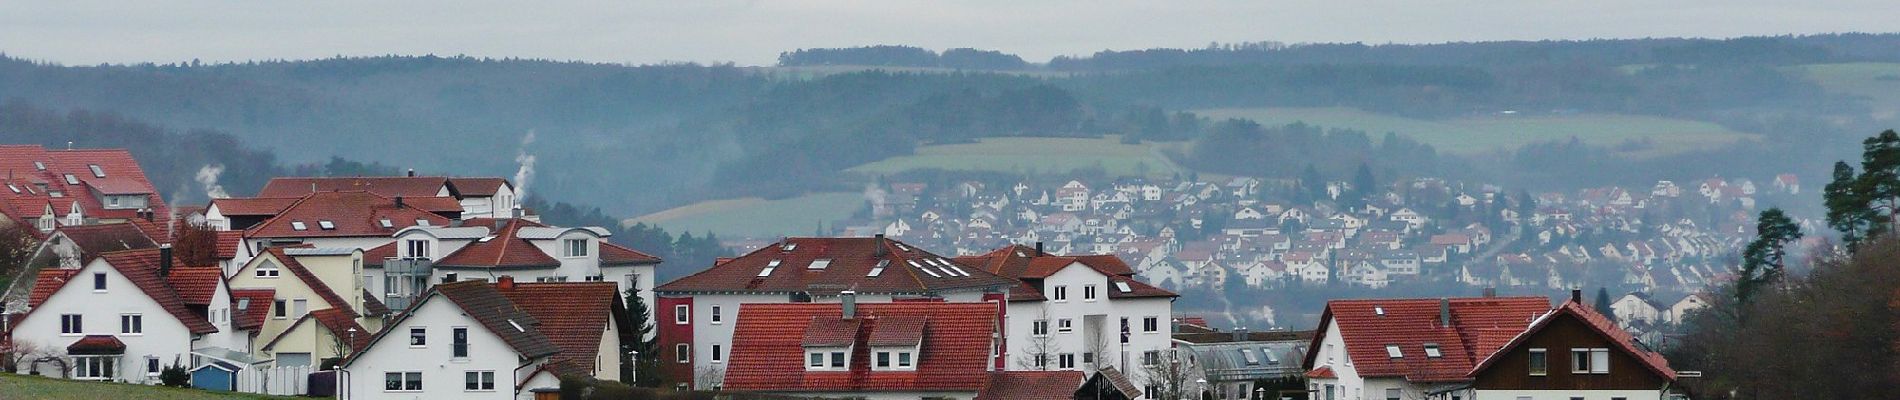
[2,34,1897,217]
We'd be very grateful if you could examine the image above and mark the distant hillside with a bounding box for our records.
[1,34,1894,216]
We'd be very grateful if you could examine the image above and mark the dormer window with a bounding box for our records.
[318,220,336,230]
[563,238,589,257]
[88,164,104,178]
[806,348,850,371]
[290,221,307,231]
[874,347,919,371]
[1386,345,1403,358]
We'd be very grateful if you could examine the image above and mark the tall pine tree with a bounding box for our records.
[1737,208,1801,304]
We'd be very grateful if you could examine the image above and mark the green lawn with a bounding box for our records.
[1794,63,1900,121]
[1192,107,1757,157]
[0,374,293,400]
[625,192,865,239]
[847,135,1188,178]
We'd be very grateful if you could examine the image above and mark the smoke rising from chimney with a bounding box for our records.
[513,131,537,201]
[195,164,229,199]
[863,183,888,217]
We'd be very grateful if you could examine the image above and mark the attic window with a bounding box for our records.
[33,161,45,170]
[781,242,797,252]
[477,236,496,242]
[867,260,889,277]
[63,174,79,185]
[1240,348,1260,365]
[808,259,832,270]
[1385,345,1403,359]
[1263,349,1280,364]
[1374,306,1385,316]
[379,218,394,229]
[88,164,104,178]
[291,221,307,231]
[894,242,911,252]
[6,183,16,193]
[910,260,942,278]
[318,220,336,230]
[758,260,781,277]
[1423,343,1442,358]
[236,298,250,310]
[1115,281,1133,293]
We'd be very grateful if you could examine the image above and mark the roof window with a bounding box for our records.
[867,260,889,277]
[290,221,307,231]
[318,220,336,230]
[1424,343,1442,358]
[415,219,430,226]
[1374,306,1385,316]
[88,164,104,178]
[758,259,781,277]
[1240,348,1260,365]
[1264,349,1280,364]
[379,218,394,229]
[33,161,45,170]
[894,242,911,252]
[809,259,832,270]
[6,183,17,193]
[1115,281,1133,293]
[63,174,78,185]
[781,242,797,251]
[1385,345,1403,358]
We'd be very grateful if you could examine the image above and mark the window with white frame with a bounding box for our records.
[1058,318,1073,333]
[256,261,280,278]
[1529,348,1548,376]
[92,273,106,291]
[146,357,160,376]
[60,314,82,334]
[710,305,722,324]
[120,314,142,335]
[273,299,288,319]
[1052,285,1068,301]
[1058,353,1076,369]
[564,238,588,257]
[409,327,427,347]
[1571,348,1609,374]
[465,371,495,391]
[676,344,690,363]
[1144,316,1160,333]
[72,356,115,380]
[1083,284,1098,301]
[1143,350,1160,366]
[385,371,423,391]
[675,305,690,324]
[710,344,723,363]
[806,348,849,370]
[873,349,916,370]
[405,239,430,259]
[1032,319,1049,336]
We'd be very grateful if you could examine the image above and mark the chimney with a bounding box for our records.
[394,196,404,208]
[406,168,416,177]
[841,290,858,319]
[1233,326,1249,342]
[1439,298,1451,328]
[1571,288,1583,304]
[497,276,515,290]
[1482,287,1496,298]
[873,234,887,257]
[158,244,174,278]
[512,205,523,218]
[1034,242,1044,256]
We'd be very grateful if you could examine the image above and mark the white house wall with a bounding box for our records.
[342,295,546,400]
[10,260,195,383]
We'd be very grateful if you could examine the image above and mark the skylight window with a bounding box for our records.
[1423,343,1442,358]
[867,260,889,277]
[781,242,797,251]
[1374,306,1385,316]
[318,220,336,230]
[758,259,781,277]
[1115,281,1133,293]
[379,218,394,229]
[290,221,307,231]
[1386,345,1404,358]
[508,319,525,332]
[477,236,496,242]
[415,219,430,226]
[6,184,17,193]
[1240,348,1260,365]
[33,161,45,170]
[809,259,832,270]
[894,242,911,252]
[1264,349,1280,364]
[88,164,104,178]
[63,174,78,185]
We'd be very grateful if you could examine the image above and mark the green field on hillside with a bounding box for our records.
[1193,107,1756,157]
[847,135,1188,177]
[1794,63,1900,121]
[626,192,864,239]
[0,374,294,400]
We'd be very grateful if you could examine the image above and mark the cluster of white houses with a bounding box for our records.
[2,146,1691,399]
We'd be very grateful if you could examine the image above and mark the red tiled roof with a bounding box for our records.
[448,178,511,197]
[975,371,1084,400]
[955,245,1175,301]
[0,145,169,230]
[600,242,662,266]
[214,231,244,259]
[428,281,560,358]
[1303,296,1549,382]
[259,247,361,319]
[257,176,453,198]
[802,318,864,347]
[66,335,126,355]
[1467,301,1676,381]
[723,302,999,393]
[361,241,397,267]
[209,197,301,216]
[1306,366,1337,379]
[34,249,218,335]
[657,237,1015,295]
[867,315,927,347]
[26,269,80,308]
[166,267,224,306]
[435,219,560,268]
[497,282,620,375]
[231,288,277,330]
[244,191,452,238]
[55,223,159,259]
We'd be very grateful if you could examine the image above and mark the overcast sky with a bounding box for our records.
[2,0,1895,66]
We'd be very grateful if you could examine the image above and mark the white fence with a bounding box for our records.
[236,365,312,396]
